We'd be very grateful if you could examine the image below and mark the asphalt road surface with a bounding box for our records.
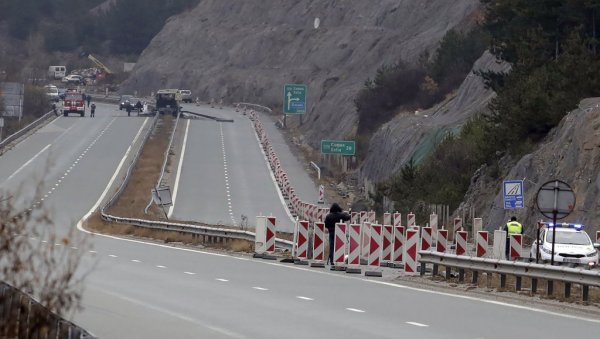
[0,103,598,338]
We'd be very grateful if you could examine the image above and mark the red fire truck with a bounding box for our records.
[62,89,86,117]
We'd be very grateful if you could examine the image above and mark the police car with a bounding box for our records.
[530,222,599,266]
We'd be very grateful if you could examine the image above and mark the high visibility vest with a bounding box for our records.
[506,221,523,235]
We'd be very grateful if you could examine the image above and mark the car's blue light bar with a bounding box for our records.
[543,222,584,231]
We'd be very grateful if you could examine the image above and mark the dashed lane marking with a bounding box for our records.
[296,296,314,301]
[216,278,229,282]
[131,259,141,263]
[406,322,429,327]
[184,272,196,275]
[252,287,268,291]
[346,308,365,313]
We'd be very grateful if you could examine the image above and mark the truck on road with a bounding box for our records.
[155,89,181,116]
[62,90,86,117]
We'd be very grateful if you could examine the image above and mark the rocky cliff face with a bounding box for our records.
[123,0,480,146]
[461,98,600,235]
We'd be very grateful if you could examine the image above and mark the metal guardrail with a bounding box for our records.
[181,110,234,123]
[0,109,56,153]
[233,102,273,114]
[99,113,293,251]
[419,251,600,301]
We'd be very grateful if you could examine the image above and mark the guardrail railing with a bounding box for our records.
[0,109,56,153]
[419,251,600,302]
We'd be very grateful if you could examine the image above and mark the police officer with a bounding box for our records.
[505,216,523,259]
[90,103,96,117]
[125,101,133,117]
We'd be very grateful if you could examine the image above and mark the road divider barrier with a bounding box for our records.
[429,213,438,230]
[456,231,468,256]
[392,225,405,268]
[334,222,347,269]
[509,234,523,260]
[476,231,489,257]
[436,229,448,253]
[311,222,326,268]
[294,220,309,264]
[351,211,359,224]
[383,213,391,226]
[347,224,362,274]
[381,225,393,266]
[393,212,402,228]
[368,211,376,223]
[421,227,433,252]
[407,213,416,229]
[454,217,463,233]
[365,224,383,277]
[361,222,371,264]
[360,211,367,224]
[404,229,418,273]
[493,230,507,259]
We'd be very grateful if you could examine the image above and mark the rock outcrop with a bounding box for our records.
[123,0,480,148]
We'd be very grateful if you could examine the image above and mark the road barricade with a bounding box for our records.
[392,225,405,268]
[436,229,448,253]
[254,216,277,260]
[318,185,324,204]
[455,230,468,256]
[429,213,438,230]
[351,211,359,224]
[368,211,376,223]
[360,222,371,264]
[383,213,391,226]
[381,225,393,266]
[454,217,463,233]
[476,231,489,258]
[294,220,309,265]
[311,222,326,267]
[346,224,362,274]
[333,222,347,270]
[596,231,600,243]
[404,229,419,273]
[493,230,507,259]
[407,212,416,229]
[421,227,433,252]
[509,234,522,260]
[393,212,402,228]
[365,224,383,277]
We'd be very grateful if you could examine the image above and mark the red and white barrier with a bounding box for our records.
[436,229,448,253]
[476,231,489,257]
[383,213,392,226]
[404,229,419,273]
[317,208,325,223]
[361,222,371,262]
[266,216,276,253]
[351,211,359,224]
[509,234,522,260]
[596,231,600,243]
[360,211,367,224]
[254,216,268,255]
[365,224,383,277]
[454,217,463,232]
[455,230,468,256]
[368,211,376,224]
[381,225,393,264]
[295,220,309,261]
[318,185,324,204]
[392,225,405,267]
[429,213,438,230]
[334,222,348,266]
[473,218,483,237]
[312,222,325,264]
[347,224,362,274]
[420,227,433,251]
[393,212,402,228]
[407,212,416,228]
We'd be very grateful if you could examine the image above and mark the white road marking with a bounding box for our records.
[406,322,429,327]
[296,296,313,301]
[109,254,117,258]
[346,308,365,313]
[131,259,141,263]
[89,250,97,254]
[3,144,51,185]
[216,278,229,282]
[41,240,47,243]
[184,271,196,275]
[71,246,78,250]
[54,243,62,246]
[252,286,268,291]
[168,119,190,218]
[156,265,167,269]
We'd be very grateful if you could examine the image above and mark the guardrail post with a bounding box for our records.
[531,278,538,294]
[420,262,425,276]
[500,274,506,289]
[472,270,478,284]
[445,265,452,280]
[582,285,589,302]
[515,276,522,291]
[547,281,554,296]
[432,263,438,276]
[458,268,464,282]
[564,282,571,298]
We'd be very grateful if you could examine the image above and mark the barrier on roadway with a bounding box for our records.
[383,213,391,226]
[360,211,367,224]
[381,225,393,265]
[476,231,489,257]
[596,231,600,243]
[351,211,359,224]
[429,213,438,230]
[407,213,416,228]
[365,224,383,277]
[347,223,362,274]
[318,185,324,204]
[295,220,309,263]
[361,222,371,263]
[392,225,405,267]
[473,218,483,237]
[311,222,325,267]
[493,230,507,259]
[334,222,347,267]
[393,212,402,228]
[454,218,463,233]
[436,229,448,253]
[455,230,468,256]
[509,234,522,260]
[421,227,433,252]
[404,229,419,273]
[368,211,376,223]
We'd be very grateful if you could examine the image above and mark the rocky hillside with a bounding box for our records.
[123,0,481,146]
[461,98,600,235]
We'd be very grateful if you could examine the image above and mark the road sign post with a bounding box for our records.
[283,84,306,115]
[503,180,524,209]
[535,180,576,265]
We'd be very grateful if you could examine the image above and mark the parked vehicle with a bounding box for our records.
[62,89,86,117]
[155,89,181,116]
[48,66,66,80]
[178,89,192,103]
[530,222,599,266]
[119,95,134,110]
[61,74,83,85]
[44,85,60,102]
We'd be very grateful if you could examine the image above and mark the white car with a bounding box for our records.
[61,74,83,84]
[530,223,599,266]
[44,85,59,102]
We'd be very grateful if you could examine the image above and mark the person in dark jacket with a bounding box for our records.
[324,203,351,265]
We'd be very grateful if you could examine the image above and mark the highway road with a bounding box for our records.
[0,102,598,338]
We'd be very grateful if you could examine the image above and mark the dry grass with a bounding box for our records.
[432,265,600,304]
[85,115,255,253]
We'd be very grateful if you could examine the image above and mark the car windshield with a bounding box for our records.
[121,95,132,102]
[545,230,591,245]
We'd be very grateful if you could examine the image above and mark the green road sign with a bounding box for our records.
[283,84,307,114]
[321,140,355,156]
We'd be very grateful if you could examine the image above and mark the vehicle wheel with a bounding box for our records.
[63,112,67,117]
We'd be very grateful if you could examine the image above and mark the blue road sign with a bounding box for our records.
[503,180,524,209]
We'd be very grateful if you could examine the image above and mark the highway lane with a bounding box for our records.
[2,102,599,338]
[169,104,295,231]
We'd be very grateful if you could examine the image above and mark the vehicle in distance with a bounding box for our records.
[178,89,192,103]
[48,66,66,80]
[58,87,67,100]
[155,89,180,116]
[61,74,83,85]
[62,90,86,117]
[530,222,599,266]
[119,95,133,110]
[44,85,60,102]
